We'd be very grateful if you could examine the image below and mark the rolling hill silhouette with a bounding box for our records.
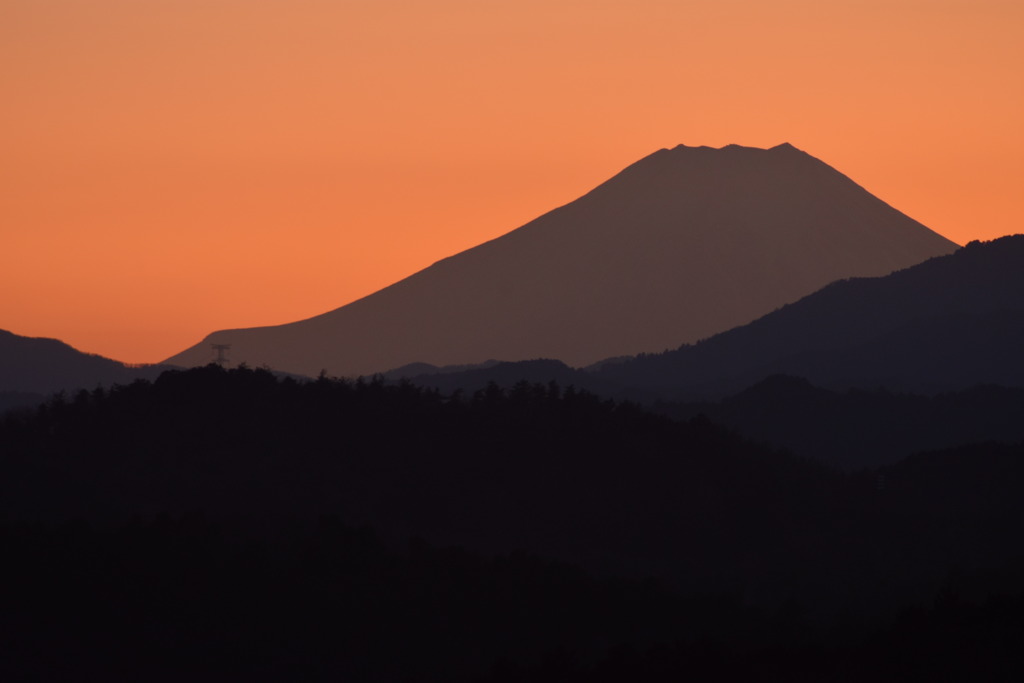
[595,235,1024,397]
[658,375,1024,470]
[0,329,172,398]
[165,143,956,377]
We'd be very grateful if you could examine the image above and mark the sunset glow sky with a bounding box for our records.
[3,0,1023,364]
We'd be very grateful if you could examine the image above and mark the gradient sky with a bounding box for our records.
[3,0,1023,364]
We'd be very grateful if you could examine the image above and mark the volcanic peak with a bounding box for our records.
[667,142,800,153]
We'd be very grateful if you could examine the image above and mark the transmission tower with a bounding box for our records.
[211,344,231,366]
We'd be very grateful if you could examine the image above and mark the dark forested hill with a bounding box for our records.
[0,365,844,595]
[3,365,1024,680]
[397,365,1024,471]
[3,365,1024,607]
[594,235,1024,398]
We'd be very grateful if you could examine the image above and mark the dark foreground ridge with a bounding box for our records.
[6,514,1024,682]
[2,365,1024,680]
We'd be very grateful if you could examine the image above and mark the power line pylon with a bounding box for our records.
[211,344,231,366]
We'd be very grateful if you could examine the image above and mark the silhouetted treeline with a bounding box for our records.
[3,365,1024,608]
[3,365,1024,679]
[0,365,855,605]
[406,366,1024,471]
[399,358,620,400]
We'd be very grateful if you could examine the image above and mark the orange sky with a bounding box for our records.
[2,0,1023,364]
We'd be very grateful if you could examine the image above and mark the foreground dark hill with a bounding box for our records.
[0,329,171,398]
[595,235,1024,398]
[0,366,837,597]
[4,365,1024,612]
[165,143,955,376]
[5,366,1024,680]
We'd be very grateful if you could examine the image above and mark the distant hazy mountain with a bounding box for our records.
[0,329,172,397]
[596,236,1024,397]
[658,375,1024,470]
[165,143,956,377]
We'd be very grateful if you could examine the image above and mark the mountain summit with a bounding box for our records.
[165,144,957,377]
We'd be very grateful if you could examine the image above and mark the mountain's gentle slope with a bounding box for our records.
[165,143,956,377]
[0,329,172,396]
[595,235,1024,397]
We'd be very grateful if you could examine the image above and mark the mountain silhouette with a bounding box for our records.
[596,235,1024,397]
[658,375,1024,470]
[165,143,956,377]
[0,329,172,397]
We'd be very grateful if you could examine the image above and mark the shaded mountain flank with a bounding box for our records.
[656,375,1024,470]
[164,143,956,377]
[0,329,174,401]
[591,235,1024,398]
